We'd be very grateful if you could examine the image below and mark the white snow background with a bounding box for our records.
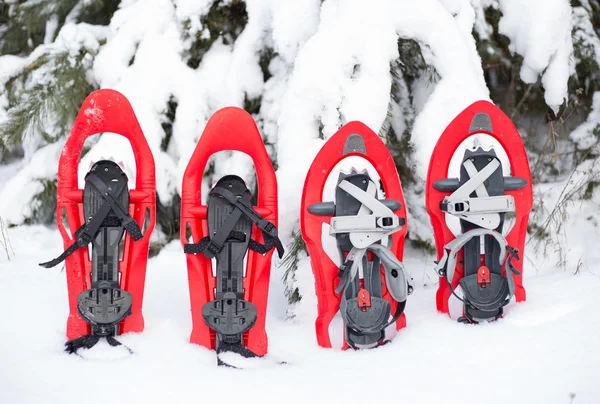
[1,1,600,403]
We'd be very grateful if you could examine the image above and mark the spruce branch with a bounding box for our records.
[186,0,248,68]
[4,54,50,90]
[0,49,95,147]
[0,0,113,56]
[281,230,306,305]
[0,0,80,55]
[25,178,57,225]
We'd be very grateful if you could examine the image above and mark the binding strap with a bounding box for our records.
[64,334,133,355]
[216,340,262,367]
[86,174,143,240]
[330,180,402,249]
[184,185,284,259]
[342,298,407,336]
[337,245,410,335]
[441,158,515,230]
[39,171,143,269]
[434,228,521,311]
[336,244,410,303]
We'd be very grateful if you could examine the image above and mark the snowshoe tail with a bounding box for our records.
[181,107,280,362]
[426,101,532,322]
[42,89,156,348]
[301,122,411,349]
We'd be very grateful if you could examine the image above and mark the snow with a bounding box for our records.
[570,92,600,151]
[275,0,491,243]
[0,141,64,223]
[471,0,497,41]
[531,157,600,274]
[2,2,600,401]
[0,0,580,250]
[1,226,599,403]
[498,0,574,111]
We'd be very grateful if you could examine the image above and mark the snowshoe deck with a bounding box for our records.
[426,101,532,322]
[181,107,281,363]
[40,89,155,349]
[77,161,134,336]
[301,122,410,349]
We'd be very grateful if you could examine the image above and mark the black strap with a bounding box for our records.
[184,230,283,258]
[216,341,262,367]
[184,185,284,259]
[210,187,278,238]
[248,234,283,257]
[211,188,283,256]
[218,343,259,358]
[64,335,132,355]
[86,174,143,240]
[204,209,244,259]
[39,173,142,269]
[215,340,287,368]
[386,299,407,329]
[184,231,246,254]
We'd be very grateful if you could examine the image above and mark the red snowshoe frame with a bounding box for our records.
[301,122,408,348]
[426,100,532,316]
[57,89,156,340]
[180,107,278,356]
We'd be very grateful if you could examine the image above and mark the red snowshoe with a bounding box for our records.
[426,100,532,323]
[181,107,283,366]
[301,122,411,349]
[40,89,156,353]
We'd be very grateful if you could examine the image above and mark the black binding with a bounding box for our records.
[39,162,142,269]
[435,148,524,323]
[185,175,283,367]
[40,160,141,354]
[184,179,284,259]
[312,171,408,349]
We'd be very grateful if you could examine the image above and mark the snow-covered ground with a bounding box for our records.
[1,1,599,403]
[1,225,599,404]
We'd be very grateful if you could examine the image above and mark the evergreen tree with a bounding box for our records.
[1,0,599,304]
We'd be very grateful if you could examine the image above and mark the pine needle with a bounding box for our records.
[281,230,307,304]
[0,50,95,147]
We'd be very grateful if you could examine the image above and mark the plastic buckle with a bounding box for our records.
[357,288,371,312]
[477,266,490,288]
[445,200,469,214]
[507,246,520,261]
[204,241,222,259]
[77,230,94,246]
[258,219,278,238]
[338,261,352,278]
[376,215,398,229]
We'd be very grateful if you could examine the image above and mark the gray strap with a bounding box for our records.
[336,244,410,303]
[444,158,509,229]
[368,244,409,303]
[435,228,520,300]
[443,196,515,216]
[463,159,499,229]
[336,247,367,294]
[338,180,396,218]
[435,228,505,283]
[463,159,490,198]
[331,180,400,248]
[449,158,499,199]
[332,177,409,304]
